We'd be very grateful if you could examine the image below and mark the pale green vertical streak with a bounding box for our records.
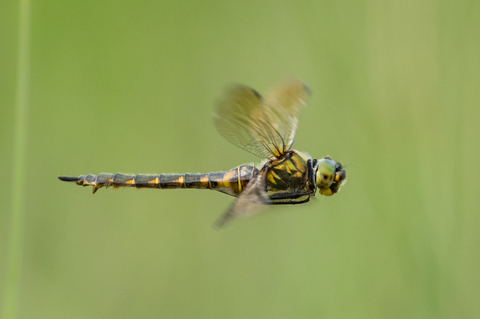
[2,0,31,318]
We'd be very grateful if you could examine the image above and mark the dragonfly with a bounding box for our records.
[58,79,347,227]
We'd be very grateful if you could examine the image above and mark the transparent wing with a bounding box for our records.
[213,79,310,158]
[214,173,269,229]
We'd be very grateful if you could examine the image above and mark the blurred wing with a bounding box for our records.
[263,79,311,152]
[214,173,269,229]
[213,79,310,158]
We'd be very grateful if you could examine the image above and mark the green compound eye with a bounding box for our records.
[318,158,335,176]
[316,158,336,196]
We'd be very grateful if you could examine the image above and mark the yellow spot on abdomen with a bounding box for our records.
[172,176,185,186]
[148,177,159,184]
[222,170,237,190]
[200,175,210,188]
[125,179,135,184]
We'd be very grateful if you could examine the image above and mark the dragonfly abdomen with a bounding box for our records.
[58,165,257,196]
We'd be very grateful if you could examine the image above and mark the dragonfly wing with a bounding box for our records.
[213,79,310,158]
[263,79,311,152]
[214,172,269,229]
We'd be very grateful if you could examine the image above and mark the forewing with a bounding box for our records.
[213,85,276,158]
[214,173,269,229]
[263,79,311,152]
[213,79,310,158]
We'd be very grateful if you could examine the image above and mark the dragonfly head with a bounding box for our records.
[315,156,347,196]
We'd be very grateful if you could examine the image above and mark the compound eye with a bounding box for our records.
[318,158,335,176]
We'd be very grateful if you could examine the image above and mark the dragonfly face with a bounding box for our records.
[59,78,347,227]
[315,157,347,196]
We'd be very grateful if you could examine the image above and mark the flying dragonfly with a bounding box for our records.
[58,79,347,227]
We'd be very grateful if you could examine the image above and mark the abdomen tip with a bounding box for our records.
[58,176,79,182]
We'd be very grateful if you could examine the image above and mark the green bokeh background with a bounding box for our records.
[1,0,479,318]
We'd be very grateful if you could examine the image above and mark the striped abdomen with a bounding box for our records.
[58,165,258,196]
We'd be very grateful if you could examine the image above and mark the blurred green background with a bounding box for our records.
[1,0,479,318]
